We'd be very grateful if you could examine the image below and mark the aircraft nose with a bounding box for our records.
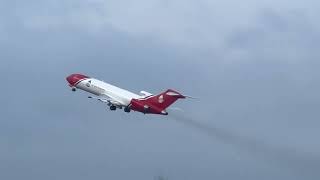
[66,74,89,87]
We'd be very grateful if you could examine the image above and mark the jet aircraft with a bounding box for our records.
[66,74,188,115]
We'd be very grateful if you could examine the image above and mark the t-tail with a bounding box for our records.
[130,89,186,115]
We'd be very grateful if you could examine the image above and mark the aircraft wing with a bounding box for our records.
[88,94,124,107]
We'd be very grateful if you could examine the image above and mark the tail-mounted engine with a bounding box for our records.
[130,89,186,115]
[130,99,167,115]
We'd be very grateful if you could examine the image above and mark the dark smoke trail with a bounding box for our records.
[168,111,320,178]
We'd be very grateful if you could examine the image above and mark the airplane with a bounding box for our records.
[66,73,189,115]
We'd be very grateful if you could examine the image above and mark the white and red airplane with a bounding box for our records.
[66,73,188,115]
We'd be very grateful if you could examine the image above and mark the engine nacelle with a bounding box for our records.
[130,99,168,115]
[130,99,150,114]
[139,91,153,97]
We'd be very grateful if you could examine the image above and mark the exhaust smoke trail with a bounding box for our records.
[168,111,320,178]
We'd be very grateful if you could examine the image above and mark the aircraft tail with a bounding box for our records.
[130,89,186,115]
[148,89,186,110]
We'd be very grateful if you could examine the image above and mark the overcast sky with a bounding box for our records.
[1,0,320,180]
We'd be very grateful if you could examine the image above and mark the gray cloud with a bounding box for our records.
[1,0,320,180]
[7,0,319,50]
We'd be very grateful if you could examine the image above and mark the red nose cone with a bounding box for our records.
[66,74,89,87]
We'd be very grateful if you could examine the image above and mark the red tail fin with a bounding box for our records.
[130,89,186,115]
[147,89,186,110]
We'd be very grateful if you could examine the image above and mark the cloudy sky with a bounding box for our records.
[1,0,320,180]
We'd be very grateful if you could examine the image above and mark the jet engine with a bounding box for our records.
[139,91,153,97]
[130,99,150,114]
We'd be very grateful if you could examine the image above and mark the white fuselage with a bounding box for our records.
[76,78,142,106]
